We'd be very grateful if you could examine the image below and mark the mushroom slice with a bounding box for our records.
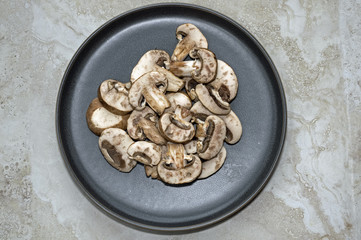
[191,101,242,144]
[198,147,226,179]
[196,115,226,160]
[127,107,167,145]
[164,92,192,114]
[159,111,195,143]
[209,60,238,102]
[157,143,202,184]
[184,77,198,101]
[166,48,217,84]
[130,50,184,92]
[171,23,208,61]
[145,165,159,179]
[98,79,133,115]
[99,128,137,172]
[195,84,231,115]
[127,141,162,166]
[86,98,129,136]
[128,71,170,115]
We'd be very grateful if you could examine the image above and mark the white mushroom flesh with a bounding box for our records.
[209,60,238,101]
[127,141,162,166]
[198,147,227,179]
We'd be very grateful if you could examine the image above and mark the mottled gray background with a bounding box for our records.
[0,0,360,239]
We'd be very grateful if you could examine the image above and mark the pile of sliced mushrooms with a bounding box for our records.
[86,23,242,184]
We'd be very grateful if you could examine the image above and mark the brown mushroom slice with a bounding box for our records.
[184,77,199,101]
[197,115,226,160]
[198,147,227,179]
[130,50,184,92]
[128,72,170,115]
[145,165,159,179]
[164,92,192,114]
[98,79,133,115]
[127,141,162,166]
[99,128,137,172]
[159,112,195,143]
[166,48,217,84]
[138,118,168,145]
[157,143,202,184]
[184,140,198,154]
[171,23,208,61]
[209,60,238,102]
[195,84,231,115]
[86,98,129,136]
[191,101,242,144]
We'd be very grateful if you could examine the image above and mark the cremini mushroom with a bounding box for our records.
[191,101,242,144]
[128,71,170,115]
[198,147,226,179]
[127,141,162,166]
[171,23,208,61]
[127,107,167,145]
[159,106,194,143]
[98,128,137,172]
[209,60,238,102]
[157,143,202,184]
[164,92,192,114]
[196,115,226,160]
[184,77,198,101]
[130,50,184,92]
[86,98,129,136]
[98,79,133,115]
[144,165,159,179]
[195,84,231,115]
[184,140,198,154]
[166,48,217,84]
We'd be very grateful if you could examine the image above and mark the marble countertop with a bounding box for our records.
[1,0,360,239]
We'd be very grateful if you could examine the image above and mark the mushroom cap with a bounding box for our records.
[157,143,202,184]
[130,50,184,92]
[127,107,156,140]
[86,98,129,136]
[127,141,162,166]
[189,48,217,84]
[197,115,226,160]
[198,147,226,179]
[98,128,137,172]
[195,84,231,115]
[171,23,208,61]
[98,79,133,115]
[209,60,238,102]
[128,71,170,115]
[190,101,242,144]
[144,165,159,179]
[164,92,192,114]
[159,112,195,143]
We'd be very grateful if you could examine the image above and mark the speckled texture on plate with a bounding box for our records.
[0,0,360,239]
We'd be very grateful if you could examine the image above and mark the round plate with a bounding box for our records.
[56,3,286,233]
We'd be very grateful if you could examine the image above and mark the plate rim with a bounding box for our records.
[56,2,287,233]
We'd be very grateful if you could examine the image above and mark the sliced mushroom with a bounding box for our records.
[191,101,242,144]
[99,128,137,172]
[195,84,231,115]
[145,165,159,179]
[164,92,192,114]
[198,147,226,179]
[98,79,133,115]
[127,141,162,166]
[166,48,217,84]
[130,50,184,92]
[171,23,208,61]
[128,71,170,115]
[159,109,195,143]
[157,143,202,184]
[184,77,198,101]
[127,107,167,145]
[184,140,198,154]
[86,98,129,136]
[209,60,238,102]
[196,115,226,160]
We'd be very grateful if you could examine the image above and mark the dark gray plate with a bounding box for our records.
[56,3,286,233]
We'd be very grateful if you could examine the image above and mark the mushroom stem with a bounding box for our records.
[165,60,201,77]
[154,66,185,92]
[142,88,170,115]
